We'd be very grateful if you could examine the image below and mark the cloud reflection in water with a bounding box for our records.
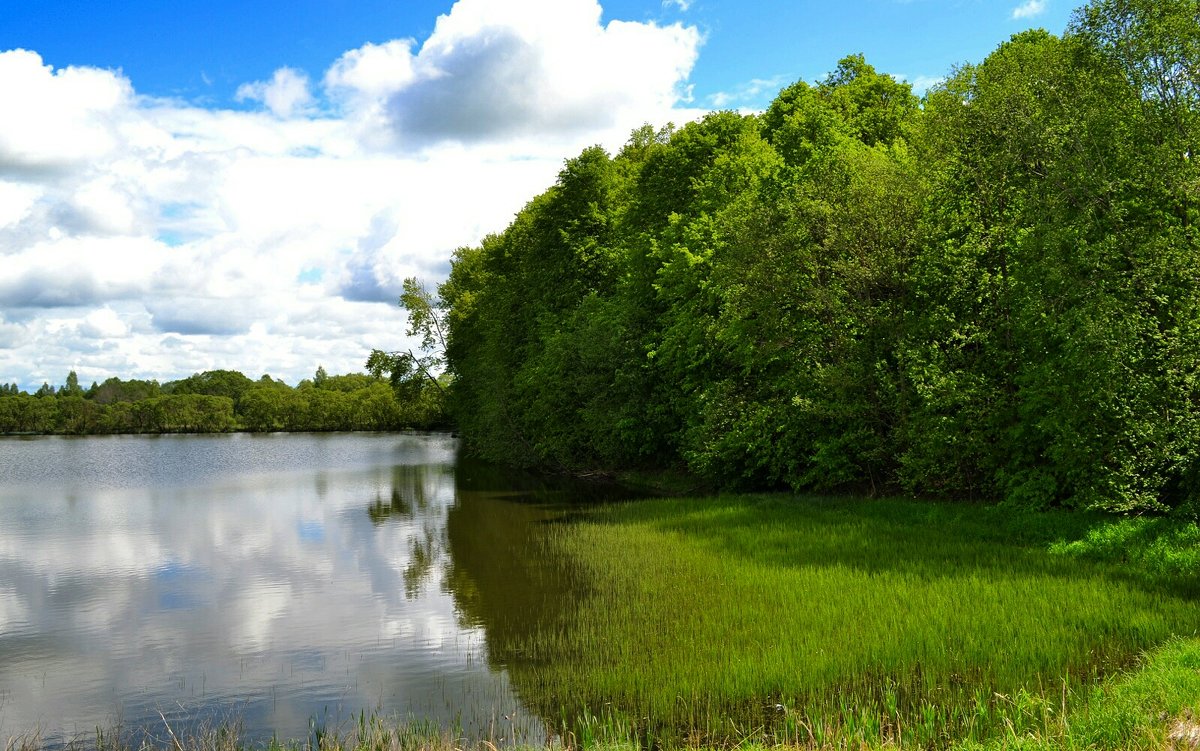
[0,433,533,746]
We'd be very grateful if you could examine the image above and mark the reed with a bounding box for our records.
[490,495,1200,748]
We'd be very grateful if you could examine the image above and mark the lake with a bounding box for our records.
[0,432,618,747]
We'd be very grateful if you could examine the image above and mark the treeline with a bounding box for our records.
[438,0,1200,514]
[0,366,447,435]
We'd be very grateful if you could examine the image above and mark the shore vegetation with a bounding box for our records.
[0,366,448,435]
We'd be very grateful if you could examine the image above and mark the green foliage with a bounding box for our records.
[61,370,83,396]
[1048,516,1200,579]
[366,277,453,430]
[91,376,162,404]
[450,493,1200,748]
[165,369,256,401]
[440,1,1200,515]
[0,367,442,435]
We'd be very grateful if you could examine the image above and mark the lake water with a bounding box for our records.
[0,433,616,747]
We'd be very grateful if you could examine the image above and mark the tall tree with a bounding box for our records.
[367,277,449,400]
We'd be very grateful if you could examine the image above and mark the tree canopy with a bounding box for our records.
[434,1,1200,516]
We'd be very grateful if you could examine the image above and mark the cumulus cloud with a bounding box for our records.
[145,296,270,336]
[1011,0,1047,19]
[325,40,417,100]
[77,307,132,339]
[328,0,701,146]
[0,181,41,228]
[235,67,316,118]
[0,236,159,308]
[0,0,703,390]
[0,50,134,173]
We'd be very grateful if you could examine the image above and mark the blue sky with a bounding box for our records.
[0,0,1074,390]
[3,0,1073,107]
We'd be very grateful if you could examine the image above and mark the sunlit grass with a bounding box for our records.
[492,495,1200,748]
[955,636,1200,750]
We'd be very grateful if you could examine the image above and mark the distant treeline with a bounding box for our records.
[0,367,447,435]
[437,0,1200,515]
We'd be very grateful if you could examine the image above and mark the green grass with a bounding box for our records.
[954,636,1200,750]
[486,495,1200,749]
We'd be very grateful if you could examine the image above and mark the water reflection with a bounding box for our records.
[0,434,553,747]
[443,458,631,723]
[367,465,435,526]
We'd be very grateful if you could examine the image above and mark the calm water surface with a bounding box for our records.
[0,433,610,746]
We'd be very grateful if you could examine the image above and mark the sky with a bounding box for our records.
[0,0,1075,391]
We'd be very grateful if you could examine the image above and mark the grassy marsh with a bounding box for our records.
[480,495,1200,748]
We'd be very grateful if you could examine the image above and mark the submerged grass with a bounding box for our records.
[5,713,487,751]
[491,495,1200,748]
[13,639,1200,751]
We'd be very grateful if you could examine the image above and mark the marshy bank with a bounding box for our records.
[461,494,1200,749]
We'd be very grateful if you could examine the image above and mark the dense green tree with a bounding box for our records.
[61,370,83,397]
[1,365,438,435]
[57,395,102,434]
[436,5,1200,516]
[317,372,378,392]
[901,26,1200,511]
[91,377,161,404]
[165,369,255,401]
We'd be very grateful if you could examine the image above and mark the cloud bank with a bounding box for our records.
[0,0,702,390]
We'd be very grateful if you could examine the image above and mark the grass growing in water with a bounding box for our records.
[5,713,475,751]
[488,495,1200,748]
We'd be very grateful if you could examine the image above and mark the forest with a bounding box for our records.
[436,0,1200,516]
[0,366,447,434]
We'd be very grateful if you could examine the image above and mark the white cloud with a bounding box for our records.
[1011,0,1047,19]
[708,76,787,109]
[0,316,24,350]
[327,0,701,146]
[235,67,315,119]
[0,0,703,391]
[0,49,134,171]
[0,181,41,228]
[663,0,692,9]
[896,73,946,96]
[325,40,417,100]
[77,307,131,339]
